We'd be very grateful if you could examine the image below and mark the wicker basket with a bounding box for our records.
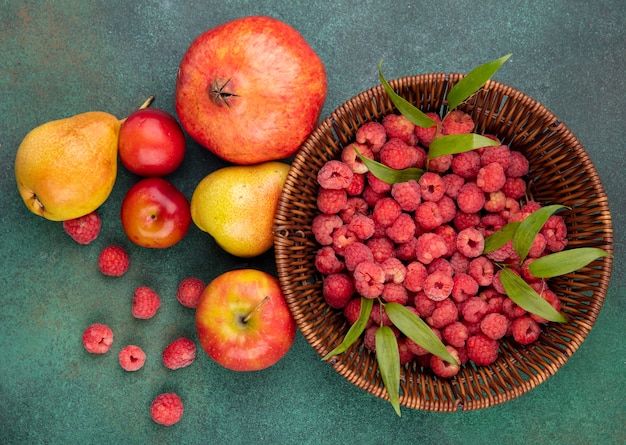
[273,73,614,412]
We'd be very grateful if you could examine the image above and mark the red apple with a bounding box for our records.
[118,108,186,177]
[196,269,296,371]
[175,15,327,165]
[120,177,191,248]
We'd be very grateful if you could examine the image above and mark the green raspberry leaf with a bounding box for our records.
[322,297,373,361]
[375,325,402,417]
[427,133,500,159]
[447,54,512,112]
[499,268,567,323]
[378,60,438,129]
[385,302,458,366]
[483,222,520,254]
[528,247,610,279]
[513,205,568,261]
[354,147,424,184]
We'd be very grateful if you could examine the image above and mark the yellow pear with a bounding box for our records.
[15,111,121,221]
[191,161,290,258]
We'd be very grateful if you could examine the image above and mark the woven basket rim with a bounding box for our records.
[273,73,614,412]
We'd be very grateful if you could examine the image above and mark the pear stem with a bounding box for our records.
[242,296,270,324]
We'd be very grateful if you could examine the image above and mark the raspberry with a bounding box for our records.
[521,201,542,214]
[317,160,354,190]
[98,245,130,277]
[353,261,385,299]
[434,224,458,257]
[453,211,481,231]
[427,297,458,327]
[468,256,494,287]
[428,154,453,173]
[343,297,373,326]
[372,197,401,227]
[483,191,507,213]
[404,261,428,292]
[347,214,375,240]
[427,258,454,276]
[413,112,441,147]
[317,187,347,214]
[315,245,345,274]
[331,225,357,255]
[63,211,101,245]
[478,213,506,236]
[486,295,505,314]
[366,237,396,263]
[162,337,196,370]
[407,327,442,356]
[132,286,161,319]
[346,173,366,196]
[456,227,485,258]
[502,297,527,319]
[356,121,387,153]
[311,214,343,245]
[381,257,407,284]
[430,346,461,378]
[501,177,527,199]
[541,215,568,252]
[480,144,511,169]
[82,323,113,354]
[415,232,448,265]
[366,172,393,194]
[423,271,454,302]
[415,201,444,230]
[364,326,379,351]
[395,237,418,261]
[323,273,355,309]
[486,240,518,264]
[457,182,486,214]
[451,151,481,179]
[379,138,419,169]
[397,337,416,365]
[342,143,373,174]
[461,296,489,323]
[150,392,184,426]
[340,197,368,224]
[381,283,409,304]
[466,334,499,366]
[441,110,474,135]
[505,150,530,177]
[442,173,465,199]
[500,197,521,221]
[118,345,146,371]
[414,291,436,318]
[511,316,541,345]
[449,251,470,275]
[479,313,509,340]
[362,185,387,207]
[343,242,374,272]
[527,233,548,258]
[437,196,457,224]
[442,321,470,348]
[391,180,421,212]
[419,172,446,202]
[451,273,479,303]
[176,277,205,309]
[530,289,562,324]
[386,212,416,244]
[382,113,417,145]
[369,302,392,326]
[476,162,506,193]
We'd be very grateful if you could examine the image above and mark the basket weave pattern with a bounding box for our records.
[273,74,614,411]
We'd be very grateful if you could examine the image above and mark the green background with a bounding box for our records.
[1,1,624,444]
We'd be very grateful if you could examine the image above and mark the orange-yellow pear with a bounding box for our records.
[15,111,121,221]
[190,162,290,258]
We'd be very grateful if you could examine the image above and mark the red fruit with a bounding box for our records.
[132,286,161,319]
[150,392,184,426]
[82,323,113,354]
[466,333,499,366]
[176,277,206,309]
[118,345,146,371]
[98,246,130,277]
[162,338,197,370]
[63,211,101,244]
[430,345,461,378]
[317,160,354,190]
[511,316,542,345]
[323,273,355,309]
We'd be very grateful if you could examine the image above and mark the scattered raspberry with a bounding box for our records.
[356,121,387,152]
[353,261,385,299]
[118,345,146,371]
[413,112,441,147]
[430,346,461,378]
[415,201,444,230]
[312,214,343,245]
[162,337,196,370]
[423,271,454,302]
[419,172,446,202]
[457,182,486,214]
[386,212,416,244]
[315,245,345,274]
[480,313,509,340]
[379,138,419,169]
[150,392,184,426]
[441,110,475,135]
[317,187,348,214]
[382,113,416,145]
[342,143,373,174]
[82,323,113,354]
[323,273,355,309]
[511,316,541,345]
[466,334,499,366]
[476,162,506,193]
[176,277,205,309]
[132,286,161,319]
[451,151,481,179]
[391,180,421,212]
[317,160,354,190]
[415,232,448,265]
[98,245,129,277]
[63,211,101,245]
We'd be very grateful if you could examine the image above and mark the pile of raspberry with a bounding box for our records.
[312,110,568,378]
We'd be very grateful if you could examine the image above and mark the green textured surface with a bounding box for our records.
[1,1,625,444]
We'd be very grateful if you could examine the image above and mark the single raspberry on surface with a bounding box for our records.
[317,187,348,214]
[317,160,354,190]
[82,323,113,354]
[63,211,101,245]
[150,392,184,426]
[162,337,196,370]
[466,333,499,366]
[323,272,355,309]
[511,316,541,345]
[176,277,206,309]
[423,271,454,302]
[118,345,146,371]
[441,110,475,135]
[132,286,161,319]
[356,121,387,152]
[314,246,345,274]
[98,245,129,277]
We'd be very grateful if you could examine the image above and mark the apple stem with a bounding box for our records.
[242,296,270,324]
[138,96,155,110]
